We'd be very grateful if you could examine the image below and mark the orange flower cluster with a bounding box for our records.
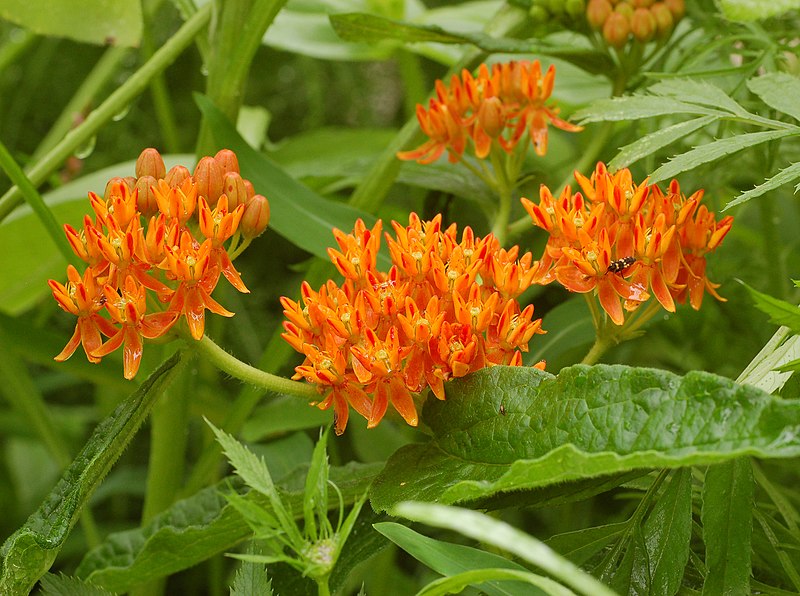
[49,148,270,379]
[522,162,733,325]
[281,215,546,434]
[397,60,582,164]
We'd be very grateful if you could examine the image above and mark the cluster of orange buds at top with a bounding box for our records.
[587,0,685,47]
[397,60,583,164]
[281,214,547,435]
[49,148,270,379]
[521,162,733,325]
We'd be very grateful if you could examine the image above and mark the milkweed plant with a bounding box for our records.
[1,1,800,594]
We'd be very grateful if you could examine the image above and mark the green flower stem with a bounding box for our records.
[0,137,77,266]
[581,299,663,365]
[0,3,212,224]
[191,334,318,400]
[316,578,331,596]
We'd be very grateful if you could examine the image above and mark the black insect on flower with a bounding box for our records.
[607,256,636,274]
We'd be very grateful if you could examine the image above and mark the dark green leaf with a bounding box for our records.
[370,365,800,512]
[374,522,544,596]
[739,281,800,334]
[649,79,748,116]
[649,129,798,184]
[748,73,800,122]
[242,397,330,442]
[574,97,727,124]
[0,353,183,595]
[0,0,141,47]
[230,555,272,596]
[725,161,800,210]
[195,94,389,267]
[39,573,116,596]
[702,459,753,595]
[545,522,628,567]
[525,296,594,367]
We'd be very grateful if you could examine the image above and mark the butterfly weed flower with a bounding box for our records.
[49,148,269,379]
[281,214,546,435]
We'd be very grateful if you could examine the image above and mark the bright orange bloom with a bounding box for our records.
[398,60,582,164]
[49,148,264,378]
[282,215,545,435]
[522,162,733,324]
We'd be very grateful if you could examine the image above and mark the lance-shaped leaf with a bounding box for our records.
[370,364,800,511]
[0,353,183,595]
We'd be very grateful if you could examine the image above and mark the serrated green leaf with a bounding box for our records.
[649,79,748,116]
[725,160,800,210]
[230,554,272,596]
[649,129,798,184]
[393,503,616,596]
[195,94,389,267]
[75,462,381,592]
[748,73,800,122]
[719,0,800,22]
[702,459,753,595]
[573,96,727,124]
[739,281,800,334]
[374,522,544,596]
[370,365,800,512]
[608,116,718,171]
[303,428,330,540]
[0,0,141,47]
[0,353,182,595]
[39,572,116,596]
[208,421,277,499]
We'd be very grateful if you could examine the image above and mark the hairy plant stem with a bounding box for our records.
[0,3,213,224]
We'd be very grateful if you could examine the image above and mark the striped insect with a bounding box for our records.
[607,256,635,274]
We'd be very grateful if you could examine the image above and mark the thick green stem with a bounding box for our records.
[191,335,318,399]
[0,3,212,223]
[580,299,663,365]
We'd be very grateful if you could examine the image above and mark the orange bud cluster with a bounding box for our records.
[281,215,547,435]
[397,60,582,164]
[49,148,269,379]
[587,0,685,47]
[521,162,733,325]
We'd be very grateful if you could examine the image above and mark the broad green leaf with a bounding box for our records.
[608,116,717,171]
[641,468,692,595]
[739,281,800,334]
[393,502,616,596]
[649,79,748,116]
[719,0,800,21]
[370,365,800,511]
[725,161,800,210]
[39,572,115,596]
[573,97,728,124]
[702,459,753,595]
[0,353,183,595]
[0,0,142,47]
[748,73,800,122]
[196,94,389,267]
[398,161,497,205]
[374,521,545,596]
[75,462,381,592]
[649,129,798,184]
[525,296,594,368]
[418,569,575,596]
[229,555,272,596]
[242,397,330,442]
[545,523,628,567]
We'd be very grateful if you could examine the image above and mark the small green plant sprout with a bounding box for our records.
[207,421,367,596]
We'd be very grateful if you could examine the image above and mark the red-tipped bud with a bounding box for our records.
[122,176,136,191]
[221,172,248,210]
[603,11,630,48]
[631,7,656,42]
[244,179,256,200]
[165,165,191,188]
[193,156,224,203]
[104,177,128,201]
[213,149,240,174]
[135,175,159,217]
[664,0,684,19]
[651,2,674,37]
[587,0,613,28]
[241,194,270,239]
[135,148,166,180]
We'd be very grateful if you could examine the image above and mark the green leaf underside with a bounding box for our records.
[725,161,800,210]
[75,462,382,592]
[0,0,142,47]
[702,459,753,595]
[747,73,800,122]
[719,0,800,22]
[370,364,800,511]
[0,353,182,595]
[195,94,389,268]
[374,522,545,596]
[574,97,728,124]
[740,281,800,334]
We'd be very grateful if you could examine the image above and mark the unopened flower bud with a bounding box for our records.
[529,4,550,22]
[122,176,136,191]
[104,177,128,201]
[566,0,586,17]
[603,11,630,48]
[165,165,191,188]
[587,0,613,29]
[663,0,684,19]
[244,179,256,200]
[632,0,654,7]
[614,1,634,18]
[135,148,166,180]
[651,2,674,37]
[241,194,270,239]
[222,171,248,210]
[631,7,656,42]
[135,175,159,217]
[213,149,240,174]
[477,97,506,139]
[193,156,224,203]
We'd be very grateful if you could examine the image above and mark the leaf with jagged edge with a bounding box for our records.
[725,161,800,210]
